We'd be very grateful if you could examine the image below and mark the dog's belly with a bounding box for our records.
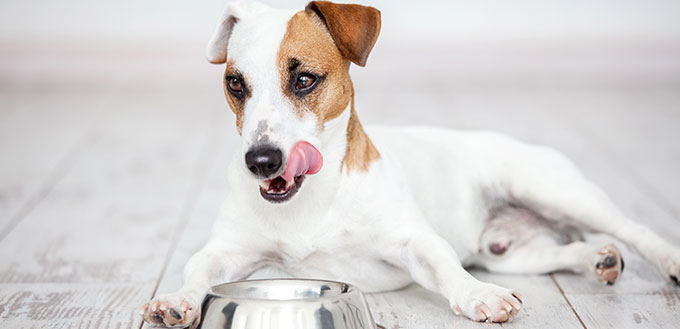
[280,250,412,293]
[365,126,506,257]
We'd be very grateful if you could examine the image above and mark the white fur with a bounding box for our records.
[142,2,680,327]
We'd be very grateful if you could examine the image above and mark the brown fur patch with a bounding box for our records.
[278,11,350,124]
[278,10,380,173]
[223,60,250,134]
[344,98,381,173]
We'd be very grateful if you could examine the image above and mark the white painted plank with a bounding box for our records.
[567,294,680,329]
[0,283,152,329]
[553,90,680,217]
[146,110,236,296]
[0,90,223,328]
[138,108,239,329]
[0,91,108,235]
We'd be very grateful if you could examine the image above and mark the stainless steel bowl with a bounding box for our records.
[197,279,379,329]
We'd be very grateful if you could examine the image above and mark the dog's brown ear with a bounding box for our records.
[305,1,381,67]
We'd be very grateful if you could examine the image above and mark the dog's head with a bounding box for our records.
[206,1,381,204]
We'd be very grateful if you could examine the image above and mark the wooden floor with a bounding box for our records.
[1,42,679,329]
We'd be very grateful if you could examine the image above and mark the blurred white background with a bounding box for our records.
[2,0,680,42]
[1,0,680,92]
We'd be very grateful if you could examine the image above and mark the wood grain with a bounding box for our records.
[0,91,107,238]
[567,294,680,329]
[0,283,152,329]
[554,90,680,218]
[0,91,224,328]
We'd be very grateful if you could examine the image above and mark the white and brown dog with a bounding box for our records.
[141,1,680,327]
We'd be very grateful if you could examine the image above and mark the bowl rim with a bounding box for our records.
[206,278,359,302]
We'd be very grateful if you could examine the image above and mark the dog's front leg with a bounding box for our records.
[140,242,260,328]
[402,232,523,323]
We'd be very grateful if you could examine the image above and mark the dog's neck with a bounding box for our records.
[342,97,380,173]
[322,85,380,174]
[321,88,380,175]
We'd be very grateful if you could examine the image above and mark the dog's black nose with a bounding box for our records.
[245,147,283,178]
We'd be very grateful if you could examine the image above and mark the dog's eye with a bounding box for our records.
[226,76,243,94]
[228,77,242,92]
[295,73,317,91]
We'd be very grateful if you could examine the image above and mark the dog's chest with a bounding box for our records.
[266,227,367,265]
[263,227,411,291]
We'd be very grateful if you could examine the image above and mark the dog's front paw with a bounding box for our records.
[450,283,523,323]
[140,293,200,328]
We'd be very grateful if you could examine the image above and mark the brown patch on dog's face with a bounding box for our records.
[223,60,251,134]
[276,8,381,173]
[277,10,352,126]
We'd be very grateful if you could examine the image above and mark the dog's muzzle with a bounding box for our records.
[247,141,323,203]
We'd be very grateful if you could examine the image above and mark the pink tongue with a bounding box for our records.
[282,141,323,183]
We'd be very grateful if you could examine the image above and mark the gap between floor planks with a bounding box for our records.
[0,91,226,329]
[0,91,114,240]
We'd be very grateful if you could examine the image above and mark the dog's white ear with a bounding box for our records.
[305,1,381,67]
[206,1,271,64]
[206,3,238,64]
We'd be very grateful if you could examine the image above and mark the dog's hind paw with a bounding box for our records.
[594,244,623,285]
[451,283,523,323]
[140,293,200,328]
[649,245,680,287]
[660,251,680,287]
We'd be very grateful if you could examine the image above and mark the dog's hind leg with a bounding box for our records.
[500,145,680,286]
[481,241,624,285]
[472,206,624,284]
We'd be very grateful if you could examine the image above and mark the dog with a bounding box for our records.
[141,1,680,327]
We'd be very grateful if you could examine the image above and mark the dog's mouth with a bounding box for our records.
[255,141,322,204]
[259,175,305,203]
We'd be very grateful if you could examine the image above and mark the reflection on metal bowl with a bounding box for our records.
[197,279,380,329]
